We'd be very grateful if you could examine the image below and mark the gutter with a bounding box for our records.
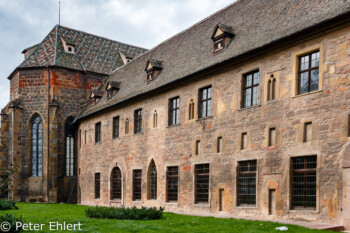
[47,66,50,202]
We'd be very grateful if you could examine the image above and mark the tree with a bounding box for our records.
[0,163,18,199]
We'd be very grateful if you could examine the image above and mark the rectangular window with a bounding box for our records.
[169,97,180,125]
[125,120,129,135]
[95,122,101,143]
[268,128,276,147]
[166,166,178,202]
[79,130,81,148]
[217,137,223,153]
[199,86,212,118]
[348,115,350,137]
[112,116,120,139]
[195,164,210,203]
[291,156,317,209]
[134,109,142,134]
[195,140,201,156]
[95,173,100,199]
[85,130,87,144]
[237,160,257,206]
[132,169,142,201]
[241,133,247,150]
[243,70,259,108]
[304,122,312,142]
[298,51,319,95]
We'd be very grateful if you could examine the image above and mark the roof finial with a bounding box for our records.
[58,1,61,25]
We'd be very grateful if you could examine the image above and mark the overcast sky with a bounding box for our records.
[0,0,234,109]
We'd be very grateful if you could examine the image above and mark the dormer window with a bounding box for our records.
[67,44,75,53]
[211,23,235,53]
[90,90,103,105]
[145,59,163,83]
[105,81,121,100]
[61,37,75,54]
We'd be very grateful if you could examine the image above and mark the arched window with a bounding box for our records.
[31,114,43,176]
[148,160,157,200]
[268,74,276,101]
[189,99,195,120]
[65,117,75,177]
[111,167,122,200]
[153,111,158,128]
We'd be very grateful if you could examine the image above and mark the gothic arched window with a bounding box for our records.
[65,117,75,177]
[31,114,43,177]
[148,160,157,200]
[111,167,122,200]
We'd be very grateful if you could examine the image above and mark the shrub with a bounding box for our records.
[0,200,17,210]
[85,206,164,220]
[0,213,23,233]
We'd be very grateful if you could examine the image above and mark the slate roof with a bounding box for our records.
[9,25,147,78]
[77,0,350,119]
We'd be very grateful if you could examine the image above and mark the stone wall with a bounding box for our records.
[2,67,106,202]
[78,24,350,226]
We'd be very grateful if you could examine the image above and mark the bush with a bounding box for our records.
[85,206,164,220]
[0,200,17,210]
[0,214,23,233]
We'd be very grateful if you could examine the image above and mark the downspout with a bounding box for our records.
[47,66,50,202]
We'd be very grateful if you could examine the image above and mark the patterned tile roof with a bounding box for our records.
[15,25,147,76]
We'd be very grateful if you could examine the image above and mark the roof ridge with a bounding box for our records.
[53,25,59,65]
[109,0,243,74]
[17,24,58,69]
[58,24,148,51]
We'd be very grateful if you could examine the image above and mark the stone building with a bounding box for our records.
[75,0,350,229]
[0,25,147,203]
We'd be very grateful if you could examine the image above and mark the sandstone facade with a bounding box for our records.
[77,22,350,228]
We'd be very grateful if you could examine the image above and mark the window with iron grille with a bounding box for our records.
[112,116,119,139]
[199,86,212,118]
[243,70,259,108]
[195,164,210,203]
[166,166,178,202]
[237,160,257,206]
[169,97,180,125]
[133,169,142,201]
[291,156,317,209]
[95,173,100,199]
[148,161,157,200]
[95,122,101,143]
[134,109,142,134]
[111,167,122,200]
[298,51,319,95]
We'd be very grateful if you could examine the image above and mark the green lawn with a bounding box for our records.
[0,203,333,233]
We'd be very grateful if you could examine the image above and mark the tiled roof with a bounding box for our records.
[14,25,147,76]
[77,0,350,119]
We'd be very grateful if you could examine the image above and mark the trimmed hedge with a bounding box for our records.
[0,200,17,210]
[0,214,23,233]
[85,206,164,220]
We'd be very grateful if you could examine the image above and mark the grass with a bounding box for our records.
[0,203,334,233]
